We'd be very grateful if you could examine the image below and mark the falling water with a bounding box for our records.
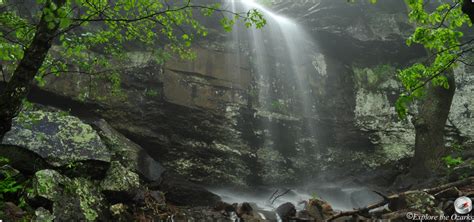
[247,0,315,119]
[228,0,318,151]
[214,0,384,213]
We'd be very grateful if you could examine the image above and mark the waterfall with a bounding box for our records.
[226,0,319,180]
[212,1,386,213]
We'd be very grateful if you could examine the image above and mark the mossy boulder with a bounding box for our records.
[29,169,107,221]
[100,161,140,202]
[2,111,111,167]
[30,170,68,201]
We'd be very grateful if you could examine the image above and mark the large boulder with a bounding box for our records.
[275,202,296,220]
[2,110,111,167]
[158,171,221,207]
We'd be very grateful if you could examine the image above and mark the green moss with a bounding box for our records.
[4,110,111,167]
[30,170,106,221]
[100,161,140,192]
[68,178,104,221]
[31,170,69,201]
[353,64,396,90]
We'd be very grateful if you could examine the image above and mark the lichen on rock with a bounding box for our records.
[30,169,69,201]
[29,169,106,221]
[100,161,140,192]
[3,110,110,167]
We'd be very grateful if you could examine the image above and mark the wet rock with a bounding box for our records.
[214,201,236,213]
[132,188,167,212]
[307,198,335,220]
[37,61,253,186]
[4,202,26,220]
[29,169,108,221]
[296,210,314,221]
[235,202,264,220]
[236,202,253,217]
[29,169,69,202]
[176,206,233,221]
[100,161,140,203]
[33,207,55,222]
[305,202,324,221]
[0,145,50,175]
[158,171,221,207]
[109,203,133,222]
[2,110,111,174]
[276,202,296,220]
[349,189,385,209]
[92,119,165,182]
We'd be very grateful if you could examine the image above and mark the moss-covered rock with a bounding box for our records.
[30,169,69,201]
[33,207,55,222]
[100,161,140,197]
[29,169,107,221]
[2,110,110,167]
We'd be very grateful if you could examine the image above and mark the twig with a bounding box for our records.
[327,198,388,221]
[268,189,279,203]
[271,189,291,205]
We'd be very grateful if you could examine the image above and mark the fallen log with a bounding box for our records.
[327,177,474,221]
[327,199,389,221]
[423,177,474,195]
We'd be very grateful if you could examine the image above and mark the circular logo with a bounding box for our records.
[454,196,472,214]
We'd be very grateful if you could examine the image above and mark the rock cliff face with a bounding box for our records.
[22,0,474,187]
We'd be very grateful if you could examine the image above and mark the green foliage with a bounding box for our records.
[451,143,464,152]
[16,100,43,129]
[1,0,265,96]
[442,155,463,169]
[395,0,471,118]
[0,157,23,201]
[144,88,159,97]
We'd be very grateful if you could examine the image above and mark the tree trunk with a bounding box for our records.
[410,71,456,178]
[0,0,64,140]
[462,0,474,23]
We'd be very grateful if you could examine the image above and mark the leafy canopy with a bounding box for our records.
[354,0,472,118]
[398,0,471,118]
[0,0,265,95]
